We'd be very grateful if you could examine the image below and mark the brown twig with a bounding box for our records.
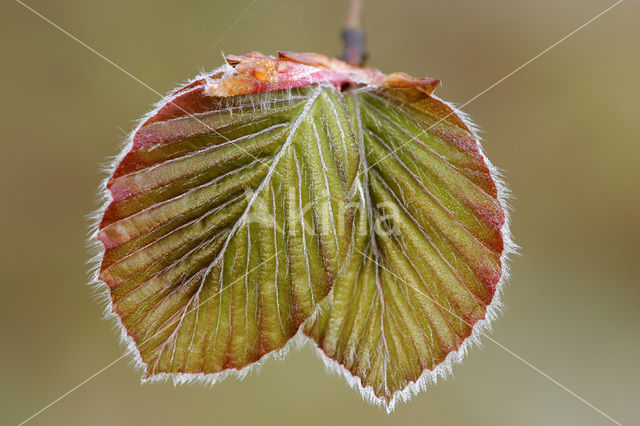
[341,0,366,66]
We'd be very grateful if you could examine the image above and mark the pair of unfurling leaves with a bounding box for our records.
[93,51,511,411]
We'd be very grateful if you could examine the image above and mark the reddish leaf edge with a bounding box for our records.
[85,60,310,388]
[86,52,376,388]
[86,51,516,409]
[307,98,516,413]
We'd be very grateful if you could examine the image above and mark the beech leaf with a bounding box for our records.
[304,85,510,411]
[92,51,511,408]
[95,69,358,379]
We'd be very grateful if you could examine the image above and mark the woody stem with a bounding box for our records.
[341,0,366,66]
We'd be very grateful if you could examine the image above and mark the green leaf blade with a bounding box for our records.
[93,52,511,408]
[304,86,509,410]
[96,83,358,379]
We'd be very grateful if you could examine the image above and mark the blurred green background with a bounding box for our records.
[1,0,638,424]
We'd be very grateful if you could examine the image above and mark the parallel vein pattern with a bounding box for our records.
[98,84,358,377]
[304,88,506,408]
[95,51,509,410]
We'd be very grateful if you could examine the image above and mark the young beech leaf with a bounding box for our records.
[93,51,511,409]
[304,86,509,411]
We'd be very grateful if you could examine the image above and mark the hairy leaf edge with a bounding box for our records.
[87,65,516,398]
[305,95,517,413]
[85,63,331,387]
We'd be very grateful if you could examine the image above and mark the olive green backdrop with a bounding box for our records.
[1,0,638,424]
